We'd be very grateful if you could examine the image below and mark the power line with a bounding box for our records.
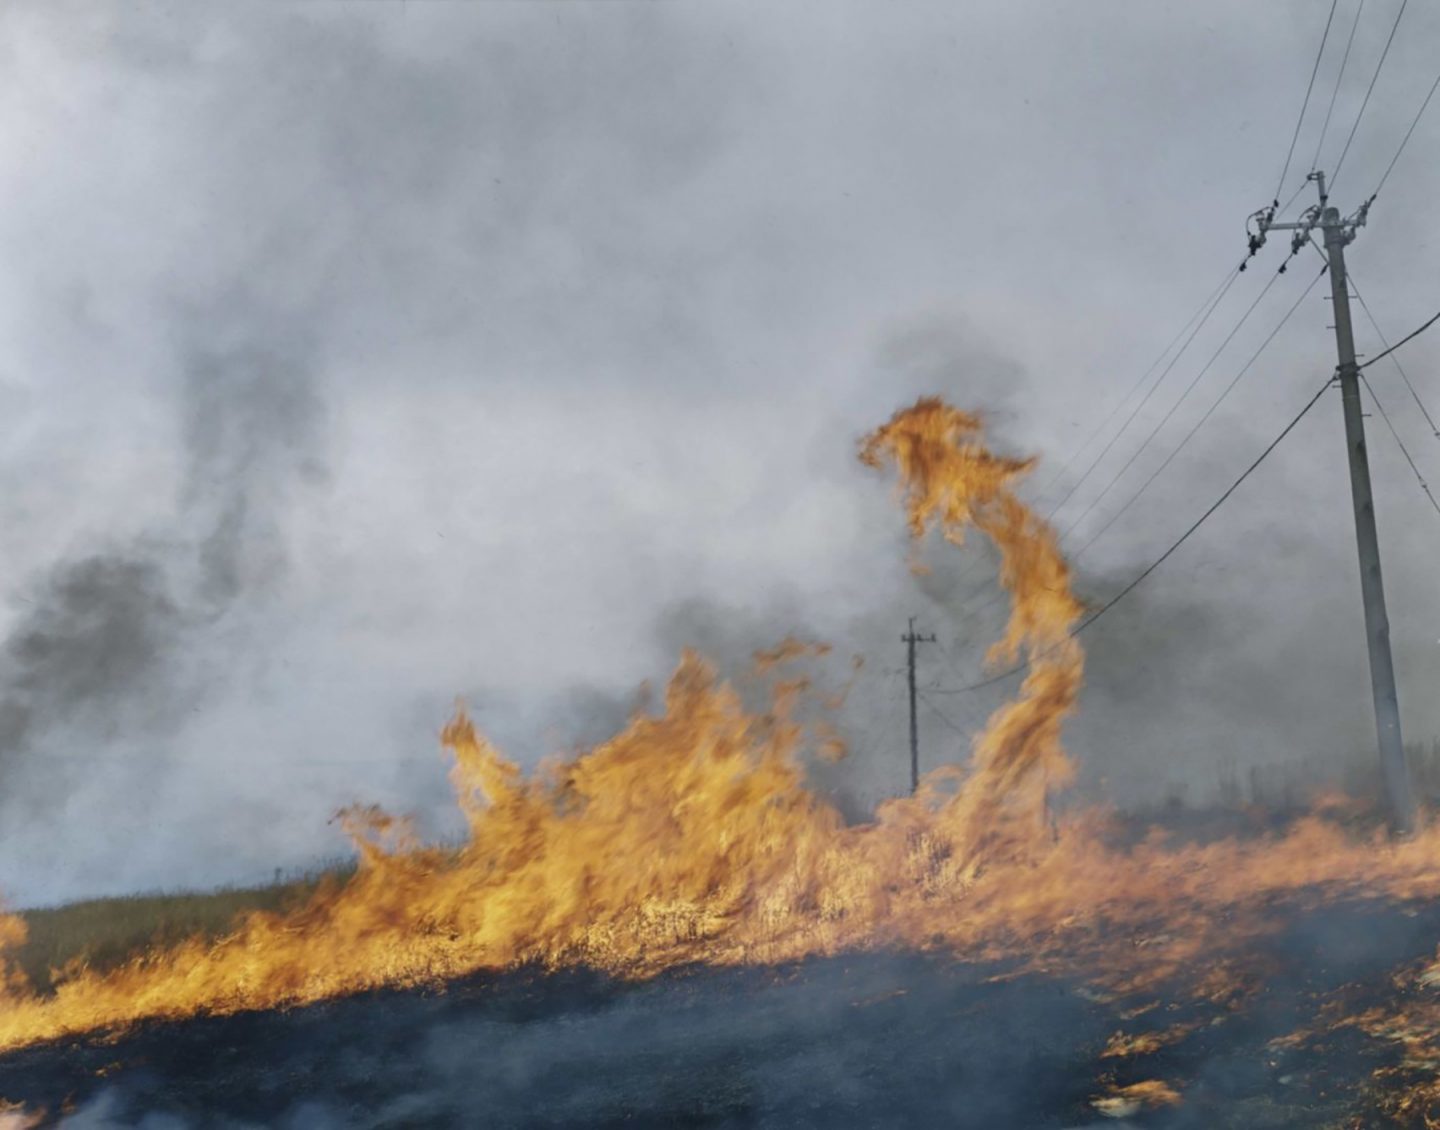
[932,632,979,688]
[1330,0,1411,192]
[955,586,1010,624]
[915,689,970,740]
[949,577,1010,625]
[931,377,1336,695]
[1360,372,1440,521]
[1074,374,1323,640]
[1277,177,1314,221]
[951,261,1318,631]
[930,634,1006,727]
[1037,263,1237,511]
[1358,303,1440,375]
[1312,0,1367,173]
[1370,65,1440,198]
[1044,266,1241,523]
[937,546,1013,631]
[1061,262,1289,539]
[1075,265,1328,558]
[951,265,1319,647]
[1276,0,1341,199]
[1349,272,1440,436]
[1283,175,1317,215]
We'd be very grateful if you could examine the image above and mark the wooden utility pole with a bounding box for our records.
[902,617,936,793]
[1261,170,1415,833]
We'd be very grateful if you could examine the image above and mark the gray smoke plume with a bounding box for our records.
[0,551,183,781]
[0,295,325,828]
[3,0,1438,906]
[179,305,326,608]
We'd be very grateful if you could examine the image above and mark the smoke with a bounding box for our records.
[1057,389,1440,810]
[567,337,1440,819]
[0,552,185,799]
[178,302,326,608]
[0,0,761,903]
[0,297,325,830]
[2,0,1438,905]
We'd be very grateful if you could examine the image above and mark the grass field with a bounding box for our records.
[11,740,1438,998]
[13,866,353,994]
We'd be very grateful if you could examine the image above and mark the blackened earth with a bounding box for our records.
[4,899,1440,1128]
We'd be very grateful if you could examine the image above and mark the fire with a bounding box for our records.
[0,913,26,1001]
[0,1102,42,1130]
[1090,1078,1183,1119]
[3,396,1440,1122]
[859,398,1084,806]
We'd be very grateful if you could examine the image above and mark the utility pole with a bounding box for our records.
[902,617,936,794]
[1260,170,1415,833]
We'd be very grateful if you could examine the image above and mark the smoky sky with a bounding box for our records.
[1,0,1438,905]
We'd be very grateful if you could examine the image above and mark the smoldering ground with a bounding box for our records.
[8,894,1440,1128]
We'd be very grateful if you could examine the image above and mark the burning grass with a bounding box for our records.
[3,397,1440,1123]
[11,869,352,995]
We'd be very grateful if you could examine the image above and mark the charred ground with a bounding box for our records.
[4,895,1440,1129]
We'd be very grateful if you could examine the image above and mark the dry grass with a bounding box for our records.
[15,865,353,995]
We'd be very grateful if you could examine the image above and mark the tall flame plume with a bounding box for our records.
[3,395,1440,1089]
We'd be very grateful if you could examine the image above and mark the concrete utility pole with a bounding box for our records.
[1261,170,1415,833]
[902,617,936,794]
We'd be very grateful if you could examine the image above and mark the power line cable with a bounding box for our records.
[1349,272,1440,437]
[930,377,1336,694]
[1075,265,1328,558]
[1312,0,1368,172]
[948,267,1319,646]
[929,635,1003,729]
[949,558,1013,626]
[915,689,970,740]
[950,573,1011,621]
[1276,0,1342,199]
[948,263,1333,679]
[1330,0,1410,193]
[1044,266,1241,523]
[1061,263,1290,539]
[1036,264,1237,510]
[1047,267,1243,525]
[932,633,977,685]
[1298,239,1435,381]
[1370,64,1440,198]
[1358,304,1440,374]
[1360,371,1440,520]
[1278,177,1313,220]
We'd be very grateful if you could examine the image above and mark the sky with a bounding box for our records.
[1,0,1438,906]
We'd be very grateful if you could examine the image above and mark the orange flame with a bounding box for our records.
[2,396,1440,1082]
[0,1102,43,1130]
[1091,1078,1183,1118]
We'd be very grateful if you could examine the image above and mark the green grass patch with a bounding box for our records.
[15,865,354,995]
